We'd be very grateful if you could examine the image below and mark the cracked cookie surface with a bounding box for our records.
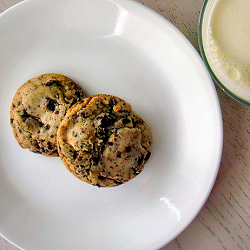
[10,73,86,156]
[57,94,152,187]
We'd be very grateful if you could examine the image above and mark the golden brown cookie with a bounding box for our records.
[10,73,86,156]
[57,94,152,187]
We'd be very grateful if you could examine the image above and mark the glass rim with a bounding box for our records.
[198,0,250,106]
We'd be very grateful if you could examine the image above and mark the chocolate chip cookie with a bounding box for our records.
[57,94,152,187]
[10,73,86,156]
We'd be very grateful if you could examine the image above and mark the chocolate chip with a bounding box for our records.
[75,91,81,99]
[137,155,144,166]
[73,151,78,159]
[122,118,130,125]
[114,180,123,185]
[98,175,105,180]
[92,156,100,165]
[47,142,53,150]
[98,130,106,137]
[43,124,50,130]
[117,152,121,158]
[47,98,56,112]
[132,167,140,175]
[45,80,61,86]
[125,146,131,152]
[21,109,31,121]
[99,116,113,128]
[144,152,151,161]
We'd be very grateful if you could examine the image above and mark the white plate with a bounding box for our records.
[0,0,223,249]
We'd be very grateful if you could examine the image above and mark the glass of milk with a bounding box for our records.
[198,0,250,105]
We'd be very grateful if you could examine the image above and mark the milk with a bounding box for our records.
[202,0,250,102]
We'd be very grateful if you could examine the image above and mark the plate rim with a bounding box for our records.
[0,0,223,249]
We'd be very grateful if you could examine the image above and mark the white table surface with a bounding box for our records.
[1,0,250,249]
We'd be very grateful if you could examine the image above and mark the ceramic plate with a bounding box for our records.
[0,0,223,249]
